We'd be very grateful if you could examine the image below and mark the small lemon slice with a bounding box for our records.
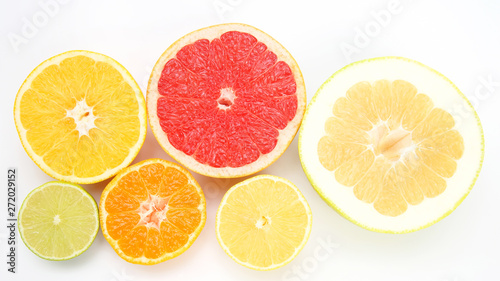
[216,175,312,270]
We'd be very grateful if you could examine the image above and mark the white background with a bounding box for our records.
[1,0,499,280]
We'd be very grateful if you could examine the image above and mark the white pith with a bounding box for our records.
[368,122,415,162]
[255,216,271,229]
[66,99,98,137]
[299,57,484,233]
[217,87,236,110]
[138,195,169,229]
[53,214,61,225]
[147,23,306,178]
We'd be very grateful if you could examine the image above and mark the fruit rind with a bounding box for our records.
[18,181,99,261]
[215,174,312,270]
[147,23,307,178]
[298,56,484,233]
[99,158,207,265]
[13,50,147,184]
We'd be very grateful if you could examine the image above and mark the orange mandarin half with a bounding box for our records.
[100,158,206,265]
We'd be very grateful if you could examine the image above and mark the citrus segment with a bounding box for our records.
[401,93,434,130]
[100,158,206,265]
[420,130,464,159]
[18,181,99,260]
[105,186,141,213]
[353,158,389,203]
[106,212,140,240]
[299,57,484,233]
[14,50,147,184]
[216,175,312,270]
[317,136,366,171]
[148,23,306,177]
[119,226,147,258]
[334,150,374,187]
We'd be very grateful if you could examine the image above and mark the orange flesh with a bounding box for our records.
[318,80,464,216]
[19,55,142,179]
[103,163,203,260]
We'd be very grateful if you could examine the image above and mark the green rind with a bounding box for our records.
[18,181,100,260]
[298,56,485,234]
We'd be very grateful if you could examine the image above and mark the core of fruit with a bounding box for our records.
[18,181,99,260]
[216,175,312,270]
[14,50,147,184]
[147,23,306,178]
[100,158,206,265]
[299,57,484,233]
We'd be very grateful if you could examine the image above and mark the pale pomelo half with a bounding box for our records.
[14,50,147,184]
[299,57,484,233]
[147,23,306,178]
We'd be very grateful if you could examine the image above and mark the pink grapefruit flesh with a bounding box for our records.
[147,23,306,177]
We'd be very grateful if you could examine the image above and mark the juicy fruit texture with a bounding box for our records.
[18,181,99,260]
[299,57,484,233]
[216,175,312,270]
[14,50,147,184]
[157,31,297,167]
[148,23,306,178]
[317,80,464,216]
[100,158,206,265]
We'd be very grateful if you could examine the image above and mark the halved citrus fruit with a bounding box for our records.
[14,50,147,184]
[299,57,484,233]
[147,23,306,178]
[19,181,99,260]
[216,175,312,270]
[100,158,206,265]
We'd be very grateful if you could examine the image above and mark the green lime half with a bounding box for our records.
[19,181,99,260]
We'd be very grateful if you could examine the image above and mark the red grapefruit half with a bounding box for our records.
[147,23,306,178]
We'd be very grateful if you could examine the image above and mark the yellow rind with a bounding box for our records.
[215,174,312,270]
[13,50,147,184]
[18,181,99,261]
[99,158,207,265]
[298,56,485,234]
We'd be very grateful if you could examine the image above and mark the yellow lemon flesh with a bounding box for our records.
[216,175,312,270]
